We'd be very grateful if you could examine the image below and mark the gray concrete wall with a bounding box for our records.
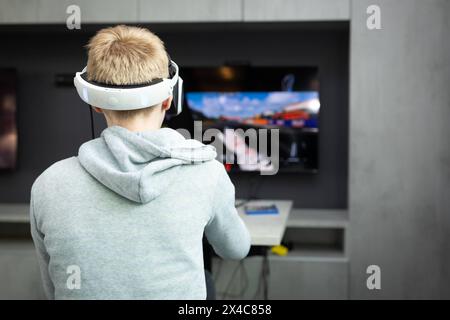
[0,0,351,24]
[349,0,450,299]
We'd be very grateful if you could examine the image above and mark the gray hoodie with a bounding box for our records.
[30,126,251,299]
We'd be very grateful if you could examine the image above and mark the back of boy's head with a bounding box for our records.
[86,25,169,120]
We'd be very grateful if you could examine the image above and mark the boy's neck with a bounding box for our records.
[107,117,162,132]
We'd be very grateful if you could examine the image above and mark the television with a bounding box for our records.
[168,66,319,173]
[0,69,17,170]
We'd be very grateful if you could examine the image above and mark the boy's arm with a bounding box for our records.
[30,192,55,299]
[205,167,251,260]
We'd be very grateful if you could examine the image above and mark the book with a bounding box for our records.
[244,204,279,215]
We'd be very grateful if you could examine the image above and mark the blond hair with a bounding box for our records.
[86,25,169,119]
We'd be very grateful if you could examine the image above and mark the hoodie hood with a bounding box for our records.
[78,126,217,204]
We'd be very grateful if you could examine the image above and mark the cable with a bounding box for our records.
[213,259,223,283]
[88,105,95,139]
[220,260,249,299]
[252,250,270,300]
[252,265,263,299]
[248,174,258,199]
[247,174,266,201]
[235,174,264,207]
[240,260,249,297]
[221,261,242,300]
[263,251,270,300]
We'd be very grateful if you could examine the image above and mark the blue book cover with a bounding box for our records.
[244,205,279,215]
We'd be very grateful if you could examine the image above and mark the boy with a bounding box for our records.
[30,25,250,299]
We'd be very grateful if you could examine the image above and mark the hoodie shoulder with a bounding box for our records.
[199,159,228,178]
[32,157,83,197]
[178,159,228,191]
[195,159,231,192]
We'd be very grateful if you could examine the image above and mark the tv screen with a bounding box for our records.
[168,66,319,173]
[0,69,17,170]
[186,91,319,129]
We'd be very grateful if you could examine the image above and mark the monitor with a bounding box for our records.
[169,66,319,173]
[0,69,17,170]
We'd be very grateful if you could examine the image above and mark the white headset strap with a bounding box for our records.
[79,63,178,87]
[169,60,179,87]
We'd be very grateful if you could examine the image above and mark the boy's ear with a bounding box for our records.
[161,96,173,111]
[93,107,103,114]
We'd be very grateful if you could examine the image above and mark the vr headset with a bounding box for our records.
[73,59,183,116]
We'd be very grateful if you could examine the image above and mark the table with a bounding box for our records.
[236,199,292,246]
